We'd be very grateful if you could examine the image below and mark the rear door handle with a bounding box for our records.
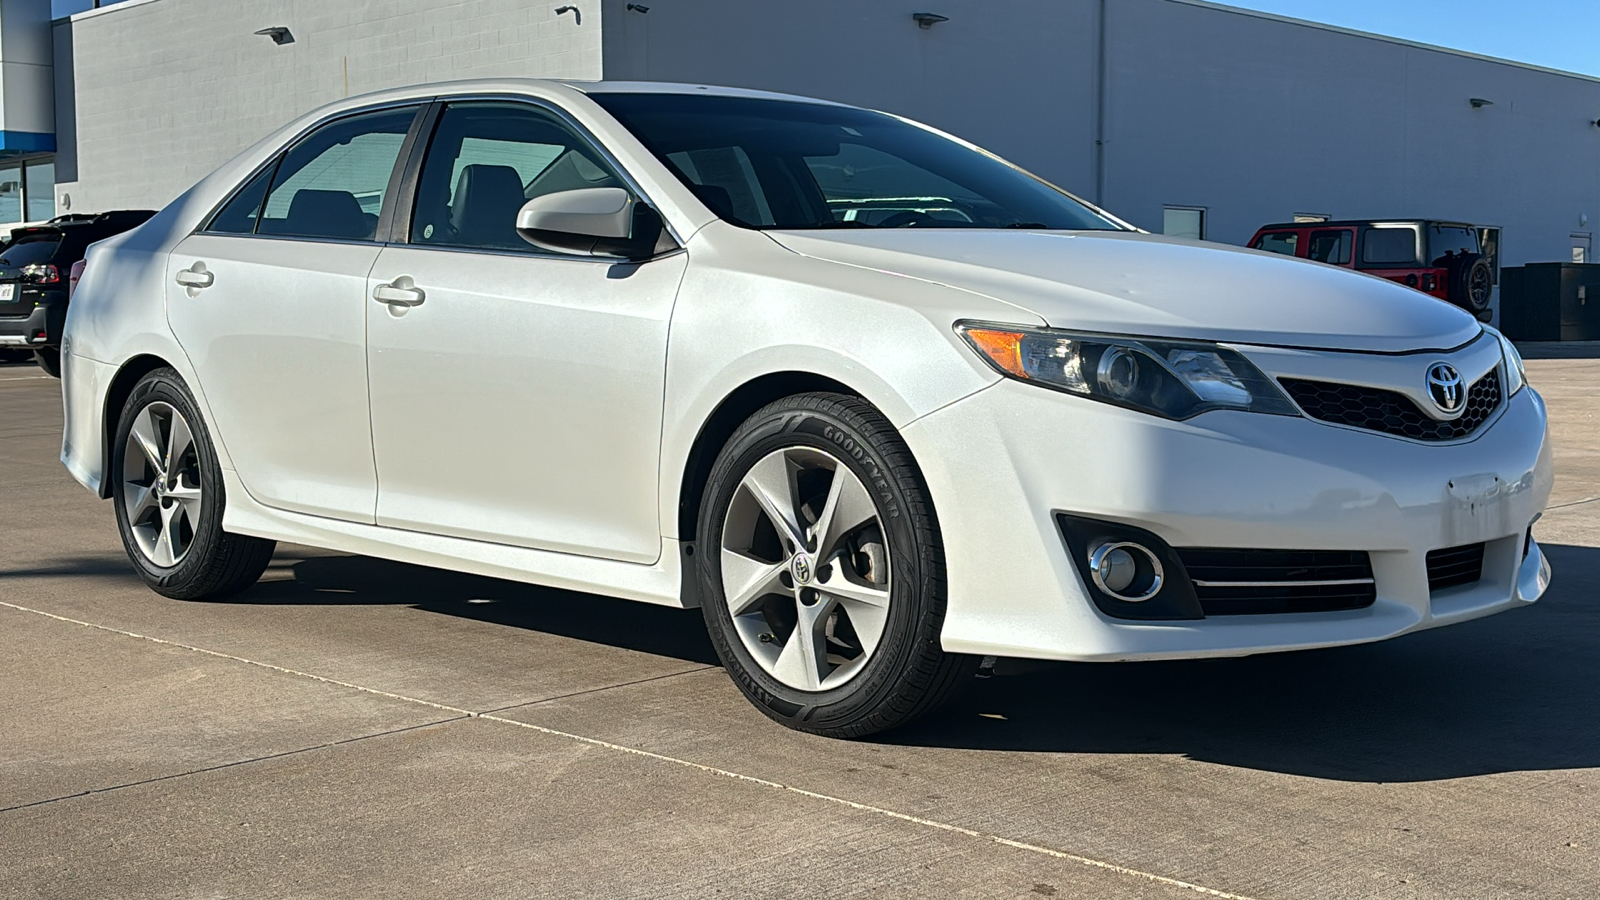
[373,277,425,308]
[175,263,214,289]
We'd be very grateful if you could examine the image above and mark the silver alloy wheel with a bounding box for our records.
[121,400,203,568]
[720,446,892,692]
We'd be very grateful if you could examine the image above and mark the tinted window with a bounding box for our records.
[0,234,61,267]
[1307,229,1352,265]
[410,102,625,253]
[1360,227,1419,266]
[1427,226,1478,266]
[256,106,419,241]
[1253,231,1298,256]
[592,93,1121,231]
[207,165,276,235]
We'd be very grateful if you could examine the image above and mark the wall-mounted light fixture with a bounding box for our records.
[254,26,294,45]
[912,12,949,28]
[555,5,581,24]
[626,3,649,11]
[1468,98,1494,109]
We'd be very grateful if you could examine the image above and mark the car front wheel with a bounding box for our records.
[111,368,276,599]
[696,392,973,738]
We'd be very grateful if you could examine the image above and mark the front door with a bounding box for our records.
[166,105,421,522]
[364,100,684,563]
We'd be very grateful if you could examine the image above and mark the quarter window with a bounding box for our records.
[254,106,420,241]
[410,102,627,253]
[207,165,276,235]
[1360,227,1420,267]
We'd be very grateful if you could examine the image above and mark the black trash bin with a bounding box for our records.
[1499,263,1600,342]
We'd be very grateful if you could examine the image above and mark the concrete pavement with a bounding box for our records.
[2,354,1597,899]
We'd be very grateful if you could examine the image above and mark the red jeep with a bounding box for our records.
[1247,220,1494,321]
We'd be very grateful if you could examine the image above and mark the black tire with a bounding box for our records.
[696,392,974,738]
[111,368,275,599]
[1447,254,1494,317]
[33,347,60,378]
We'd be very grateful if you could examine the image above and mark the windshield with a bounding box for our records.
[0,234,60,268]
[590,93,1122,232]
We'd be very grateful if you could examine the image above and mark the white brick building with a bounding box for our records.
[16,0,1600,275]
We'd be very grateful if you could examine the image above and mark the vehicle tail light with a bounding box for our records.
[69,259,85,298]
[22,263,59,285]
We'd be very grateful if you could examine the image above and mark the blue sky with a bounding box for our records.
[1216,0,1600,77]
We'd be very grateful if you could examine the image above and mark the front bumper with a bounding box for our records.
[905,378,1554,661]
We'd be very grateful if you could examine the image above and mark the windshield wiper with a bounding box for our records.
[1004,222,1053,229]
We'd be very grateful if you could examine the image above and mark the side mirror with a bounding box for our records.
[516,187,670,260]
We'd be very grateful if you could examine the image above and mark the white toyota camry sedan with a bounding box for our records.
[60,80,1552,737]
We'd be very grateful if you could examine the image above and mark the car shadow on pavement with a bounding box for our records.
[885,542,1600,783]
[1515,341,1600,360]
[245,551,721,666]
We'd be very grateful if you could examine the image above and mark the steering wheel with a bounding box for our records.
[877,211,941,229]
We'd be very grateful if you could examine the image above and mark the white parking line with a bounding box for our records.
[0,599,1262,900]
[0,374,51,382]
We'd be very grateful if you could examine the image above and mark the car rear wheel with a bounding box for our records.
[696,392,973,738]
[33,348,60,378]
[111,368,275,599]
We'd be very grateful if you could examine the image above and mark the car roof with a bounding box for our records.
[1256,220,1475,231]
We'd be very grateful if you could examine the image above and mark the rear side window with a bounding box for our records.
[1253,231,1298,256]
[1360,227,1420,267]
[254,106,420,241]
[1307,229,1352,265]
[0,235,61,267]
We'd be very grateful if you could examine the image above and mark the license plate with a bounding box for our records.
[0,284,13,302]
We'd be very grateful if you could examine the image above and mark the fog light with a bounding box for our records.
[1089,541,1164,602]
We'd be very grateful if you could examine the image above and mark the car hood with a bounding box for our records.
[766,229,1482,352]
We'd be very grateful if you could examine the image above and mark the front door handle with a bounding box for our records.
[175,263,214,289]
[373,276,425,308]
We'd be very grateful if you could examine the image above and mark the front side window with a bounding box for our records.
[410,102,626,253]
[253,106,420,241]
[591,93,1121,232]
[1253,231,1298,256]
[1360,227,1420,268]
[1307,229,1353,265]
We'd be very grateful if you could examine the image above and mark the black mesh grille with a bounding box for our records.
[1281,370,1501,441]
[1426,543,1485,592]
[1177,549,1376,616]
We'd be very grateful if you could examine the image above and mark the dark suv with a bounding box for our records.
[1247,220,1495,321]
[0,210,156,375]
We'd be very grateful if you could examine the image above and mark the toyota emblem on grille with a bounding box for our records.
[1426,362,1465,415]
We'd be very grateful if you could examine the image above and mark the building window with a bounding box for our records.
[1163,206,1205,240]
[25,162,55,222]
[0,158,56,226]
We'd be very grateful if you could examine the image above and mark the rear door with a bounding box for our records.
[166,104,423,523]
[1305,228,1355,269]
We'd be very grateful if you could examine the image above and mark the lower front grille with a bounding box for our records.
[1176,549,1377,616]
[1281,370,1501,442]
[1426,543,1485,592]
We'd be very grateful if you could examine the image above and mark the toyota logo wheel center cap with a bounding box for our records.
[790,552,814,586]
[1426,362,1465,416]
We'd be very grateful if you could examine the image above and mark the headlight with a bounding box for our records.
[1484,325,1525,397]
[956,322,1299,420]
